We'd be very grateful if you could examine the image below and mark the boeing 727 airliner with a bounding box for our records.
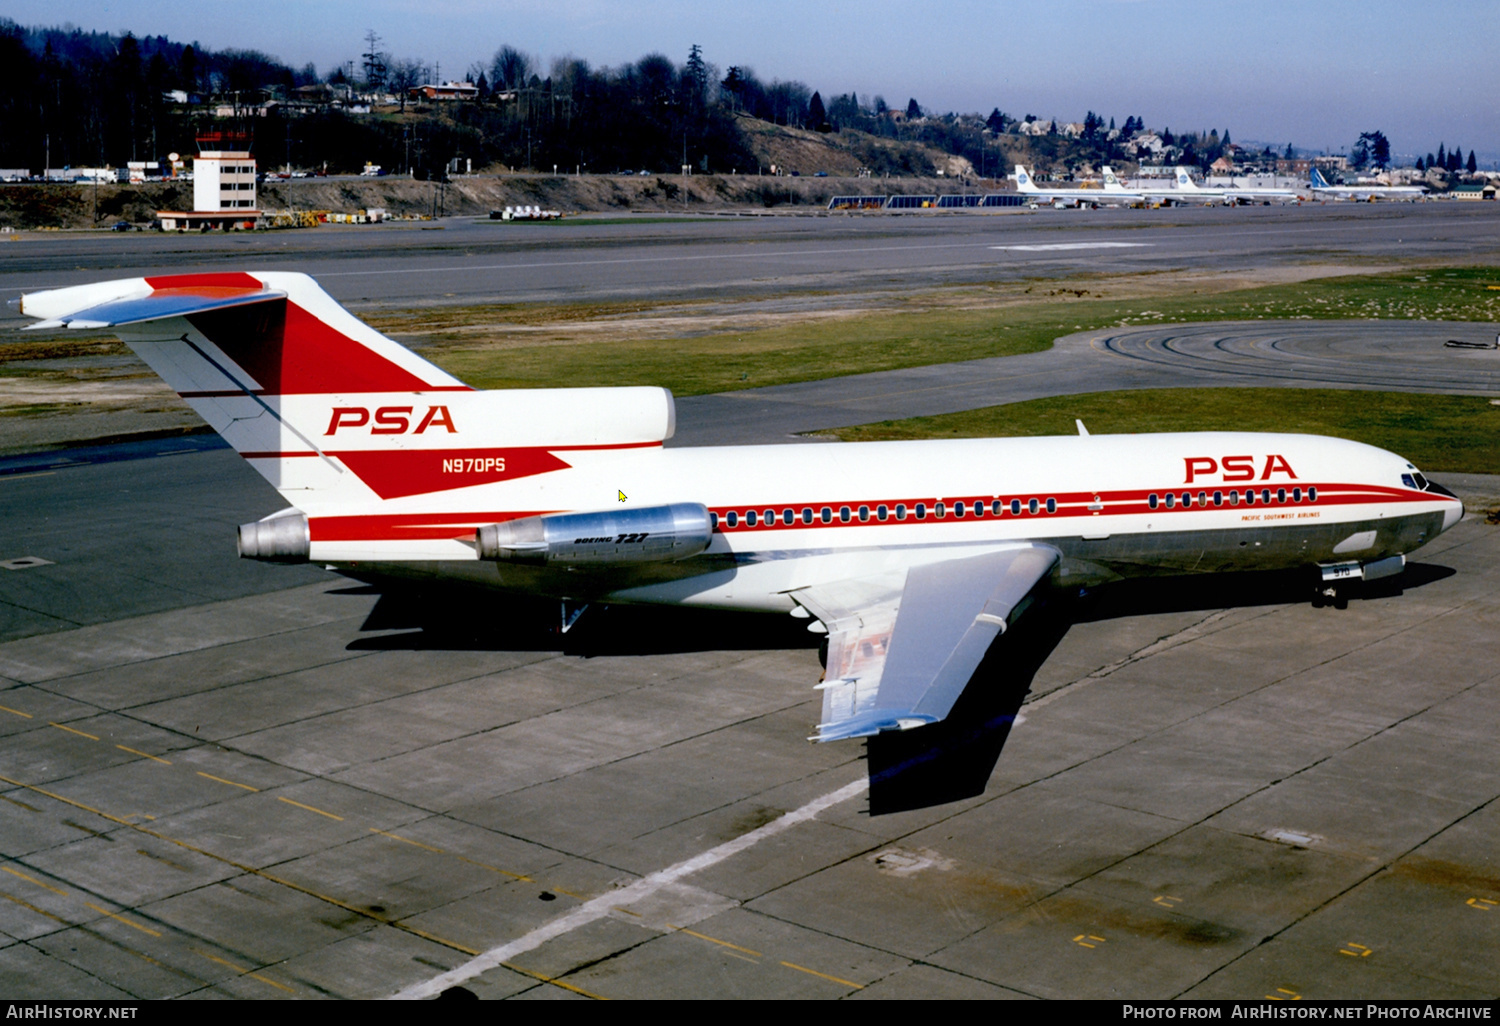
[12,273,1463,741]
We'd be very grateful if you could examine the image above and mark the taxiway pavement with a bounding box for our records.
[1,207,1497,1000]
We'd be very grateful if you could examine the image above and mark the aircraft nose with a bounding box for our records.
[1442,497,1464,532]
[1424,481,1465,531]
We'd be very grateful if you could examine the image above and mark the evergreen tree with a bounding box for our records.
[1467,149,1477,174]
[905,97,920,119]
[808,90,828,131]
[683,43,708,110]
[987,107,1005,132]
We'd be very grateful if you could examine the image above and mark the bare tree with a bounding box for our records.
[388,58,428,112]
[490,45,533,93]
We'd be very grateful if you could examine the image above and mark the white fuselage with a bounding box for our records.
[307,431,1462,612]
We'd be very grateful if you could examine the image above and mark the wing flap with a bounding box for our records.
[797,544,1060,742]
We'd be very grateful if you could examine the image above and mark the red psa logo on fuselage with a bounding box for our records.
[1184,455,1297,484]
[325,406,457,435]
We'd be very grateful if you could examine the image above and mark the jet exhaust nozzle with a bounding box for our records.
[477,502,712,566]
[238,512,310,563]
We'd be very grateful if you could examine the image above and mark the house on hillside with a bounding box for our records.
[410,82,479,101]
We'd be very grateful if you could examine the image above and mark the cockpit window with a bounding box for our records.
[1402,472,1430,491]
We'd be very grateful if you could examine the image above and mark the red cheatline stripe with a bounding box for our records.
[300,482,1440,544]
[310,511,554,542]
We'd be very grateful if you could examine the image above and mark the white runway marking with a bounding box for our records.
[390,775,870,999]
[990,242,1154,252]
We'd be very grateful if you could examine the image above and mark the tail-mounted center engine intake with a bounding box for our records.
[477,502,712,566]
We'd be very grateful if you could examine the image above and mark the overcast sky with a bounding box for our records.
[10,0,1497,159]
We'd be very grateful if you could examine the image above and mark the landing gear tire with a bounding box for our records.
[818,636,829,669]
[1314,584,1348,609]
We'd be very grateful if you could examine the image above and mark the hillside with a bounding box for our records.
[0,169,965,229]
[735,119,975,178]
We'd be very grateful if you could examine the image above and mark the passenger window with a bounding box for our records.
[858,505,870,522]
[1164,493,1175,509]
[726,511,738,527]
[954,501,964,518]
[783,509,794,525]
[1291,488,1301,502]
[1046,498,1056,513]
[1213,490,1223,506]
[935,502,945,518]
[1277,488,1286,503]
[1197,491,1207,507]
[915,503,926,520]
[1261,489,1272,504]
[992,500,1003,516]
[1028,498,1039,514]
[1181,493,1191,507]
[745,510,757,526]
[710,511,719,528]
[877,504,888,521]
[801,508,813,525]
[765,510,774,524]
[820,507,832,524]
[1308,487,1317,502]
[895,504,907,520]
[1244,490,1254,505]
[1149,494,1159,510]
[839,506,851,523]
[1228,490,1238,506]
[1011,499,1021,515]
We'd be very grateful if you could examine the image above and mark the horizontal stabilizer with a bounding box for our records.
[23,286,286,331]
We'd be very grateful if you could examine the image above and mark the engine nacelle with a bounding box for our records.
[476,502,712,566]
[238,511,310,563]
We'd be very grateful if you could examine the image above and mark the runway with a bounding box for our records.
[3,202,1500,310]
[1,206,1498,1000]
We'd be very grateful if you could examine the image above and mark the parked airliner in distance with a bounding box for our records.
[1099,166,1300,206]
[1014,164,1142,208]
[1309,167,1427,201]
[1099,166,1217,206]
[13,273,1464,742]
[1168,167,1302,205]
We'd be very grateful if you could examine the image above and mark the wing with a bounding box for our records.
[792,544,1060,742]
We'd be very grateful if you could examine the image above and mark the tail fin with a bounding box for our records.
[16,272,675,512]
[1309,167,1329,188]
[1175,167,1199,190]
[1014,164,1037,191]
[1100,166,1122,189]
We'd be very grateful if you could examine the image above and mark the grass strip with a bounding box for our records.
[417,267,1500,396]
